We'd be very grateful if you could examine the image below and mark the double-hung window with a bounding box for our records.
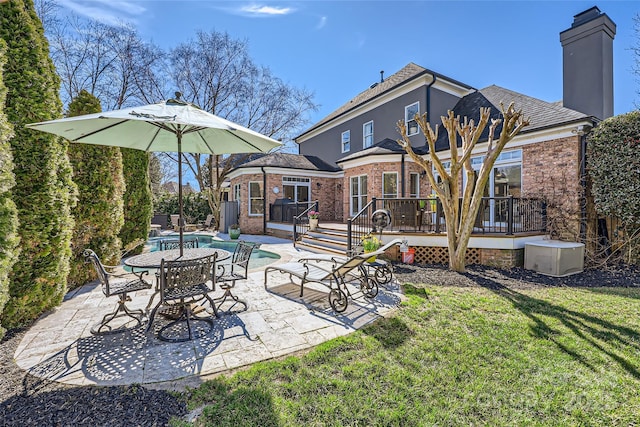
[382,172,398,199]
[363,121,373,148]
[341,130,350,153]
[405,102,420,136]
[248,181,263,216]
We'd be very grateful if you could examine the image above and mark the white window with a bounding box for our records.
[350,175,368,216]
[341,130,350,153]
[382,172,398,199]
[363,121,374,148]
[409,172,420,198]
[248,181,263,216]
[233,183,241,201]
[405,102,420,136]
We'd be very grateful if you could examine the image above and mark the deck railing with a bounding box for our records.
[347,196,546,250]
[290,201,319,245]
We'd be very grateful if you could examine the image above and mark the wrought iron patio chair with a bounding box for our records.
[158,236,199,251]
[214,240,257,313]
[146,254,218,342]
[83,249,153,335]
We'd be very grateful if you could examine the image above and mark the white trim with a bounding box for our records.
[363,120,374,148]
[227,167,343,180]
[339,153,404,169]
[382,171,398,198]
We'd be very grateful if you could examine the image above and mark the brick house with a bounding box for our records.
[227,6,615,266]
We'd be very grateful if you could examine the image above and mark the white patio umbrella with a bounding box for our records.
[27,94,281,255]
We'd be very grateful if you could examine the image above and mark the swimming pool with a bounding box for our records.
[147,235,281,269]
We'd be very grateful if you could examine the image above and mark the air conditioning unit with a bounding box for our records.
[524,240,584,277]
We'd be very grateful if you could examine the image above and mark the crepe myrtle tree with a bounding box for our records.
[397,103,529,272]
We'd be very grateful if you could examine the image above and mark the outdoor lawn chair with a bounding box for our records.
[158,236,199,251]
[264,239,401,313]
[83,249,153,335]
[214,240,257,313]
[146,254,218,342]
[199,214,216,231]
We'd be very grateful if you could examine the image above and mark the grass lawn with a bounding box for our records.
[177,284,640,426]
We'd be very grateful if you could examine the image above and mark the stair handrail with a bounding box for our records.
[346,198,376,254]
[292,200,319,246]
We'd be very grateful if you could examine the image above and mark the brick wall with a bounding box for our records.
[522,135,582,240]
[342,160,430,218]
[230,172,343,232]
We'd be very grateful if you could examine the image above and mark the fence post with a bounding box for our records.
[347,218,352,254]
[506,195,514,235]
[435,199,442,233]
[293,216,297,246]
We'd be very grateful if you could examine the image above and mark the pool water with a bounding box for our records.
[148,235,281,269]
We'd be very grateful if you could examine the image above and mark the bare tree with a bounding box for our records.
[45,14,166,110]
[397,104,529,272]
[170,30,317,227]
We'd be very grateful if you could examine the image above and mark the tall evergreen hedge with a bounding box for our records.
[67,90,125,289]
[0,40,20,340]
[0,0,76,328]
[120,148,152,255]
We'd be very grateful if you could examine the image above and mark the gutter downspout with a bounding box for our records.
[401,154,405,196]
[261,166,267,235]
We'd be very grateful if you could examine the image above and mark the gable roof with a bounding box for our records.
[432,85,593,151]
[297,63,474,140]
[336,138,407,163]
[236,152,341,172]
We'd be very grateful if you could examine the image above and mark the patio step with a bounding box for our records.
[307,228,348,242]
[301,235,349,252]
[296,240,347,257]
[297,226,350,256]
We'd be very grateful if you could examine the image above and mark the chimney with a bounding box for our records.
[380,70,384,83]
[560,6,616,120]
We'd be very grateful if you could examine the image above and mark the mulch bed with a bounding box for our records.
[0,329,187,427]
[1,262,639,426]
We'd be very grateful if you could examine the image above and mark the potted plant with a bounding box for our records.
[308,210,319,231]
[361,234,381,263]
[229,223,241,240]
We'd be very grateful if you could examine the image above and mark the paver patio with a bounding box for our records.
[13,236,403,390]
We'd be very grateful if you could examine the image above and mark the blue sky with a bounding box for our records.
[56,0,639,128]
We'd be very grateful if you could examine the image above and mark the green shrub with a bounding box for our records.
[120,148,152,255]
[67,90,125,289]
[0,40,19,340]
[154,191,212,224]
[587,111,640,263]
[0,0,76,328]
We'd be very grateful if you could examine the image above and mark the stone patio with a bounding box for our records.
[13,236,403,390]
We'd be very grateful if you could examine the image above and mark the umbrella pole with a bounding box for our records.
[178,131,184,256]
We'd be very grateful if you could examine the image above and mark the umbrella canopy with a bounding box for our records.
[27,96,281,255]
